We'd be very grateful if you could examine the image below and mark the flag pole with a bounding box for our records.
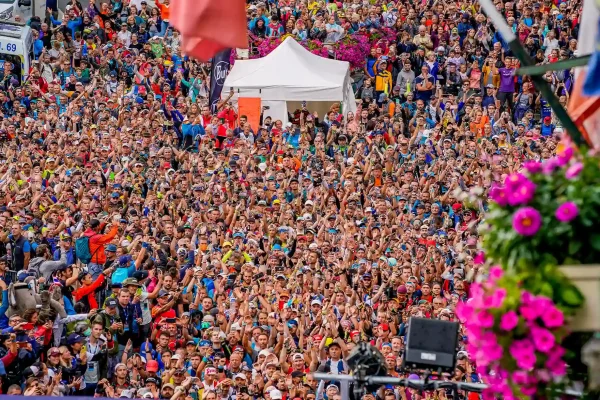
[478,0,585,145]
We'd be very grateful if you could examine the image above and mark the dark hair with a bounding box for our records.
[90,219,100,229]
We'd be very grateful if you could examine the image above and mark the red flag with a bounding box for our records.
[171,0,248,61]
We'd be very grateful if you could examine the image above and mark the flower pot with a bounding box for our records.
[559,265,600,331]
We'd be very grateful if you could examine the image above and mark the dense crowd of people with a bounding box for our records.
[0,0,576,398]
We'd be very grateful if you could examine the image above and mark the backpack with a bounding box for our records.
[111,266,129,285]
[75,234,99,264]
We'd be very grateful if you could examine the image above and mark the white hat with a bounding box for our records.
[270,389,283,400]
[234,373,247,380]
[258,162,267,171]
[305,200,314,206]
[259,349,271,357]
[311,299,322,306]
[303,213,312,221]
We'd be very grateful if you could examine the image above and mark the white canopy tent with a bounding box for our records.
[223,37,356,123]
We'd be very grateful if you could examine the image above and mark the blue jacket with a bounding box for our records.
[50,16,83,39]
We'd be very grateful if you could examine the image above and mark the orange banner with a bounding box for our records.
[238,97,262,133]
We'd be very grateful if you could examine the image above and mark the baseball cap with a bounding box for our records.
[105,298,118,308]
[67,333,85,345]
[147,360,159,372]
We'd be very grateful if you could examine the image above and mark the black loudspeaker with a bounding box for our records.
[403,317,459,372]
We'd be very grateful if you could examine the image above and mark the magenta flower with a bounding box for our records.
[541,306,564,328]
[511,370,529,385]
[556,146,574,166]
[476,311,495,328]
[521,385,538,396]
[510,340,536,370]
[484,288,507,309]
[555,201,579,222]
[456,302,474,322]
[489,266,504,281]
[542,157,560,175]
[473,251,485,265]
[504,173,527,189]
[507,179,537,206]
[512,207,542,236]
[500,310,519,331]
[520,303,542,321]
[565,162,583,179]
[546,348,567,376]
[530,327,556,353]
[522,160,542,174]
[489,184,508,206]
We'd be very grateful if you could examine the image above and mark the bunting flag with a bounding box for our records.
[171,0,248,61]
[568,0,600,146]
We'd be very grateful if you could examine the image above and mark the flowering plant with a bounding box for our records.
[457,267,570,399]
[254,30,395,70]
[484,145,600,269]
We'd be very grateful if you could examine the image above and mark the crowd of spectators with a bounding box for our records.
[0,0,577,398]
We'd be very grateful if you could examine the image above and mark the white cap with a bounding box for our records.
[270,389,283,400]
[258,162,267,171]
[259,349,271,357]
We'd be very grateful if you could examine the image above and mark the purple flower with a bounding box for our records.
[555,201,579,222]
[507,178,537,206]
[523,160,542,174]
[512,207,542,236]
[565,162,583,179]
[500,310,519,331]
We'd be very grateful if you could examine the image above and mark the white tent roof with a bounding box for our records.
[224,37,354,104]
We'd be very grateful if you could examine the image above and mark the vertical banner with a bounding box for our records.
[238,97,262,132]
[209,48,233,113]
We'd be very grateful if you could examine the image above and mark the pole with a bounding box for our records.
[478,0,584,145]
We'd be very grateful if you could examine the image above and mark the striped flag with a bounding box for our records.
[568,0,600,146]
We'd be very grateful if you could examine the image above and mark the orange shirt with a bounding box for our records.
[155,0,170,21]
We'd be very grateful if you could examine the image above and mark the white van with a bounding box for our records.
[0,20,33,82]
[0,0,32,22]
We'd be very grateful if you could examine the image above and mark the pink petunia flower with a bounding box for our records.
[499,310,519,331]
[530,327,556,353]
[540,305,564,329]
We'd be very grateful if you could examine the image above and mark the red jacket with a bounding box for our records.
[84,225,118,265]
[73,274,105,310]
